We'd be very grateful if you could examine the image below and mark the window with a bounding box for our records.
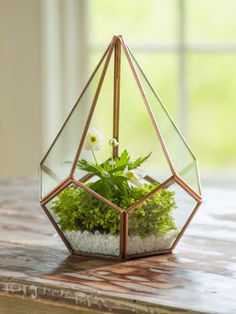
[86,0,236,177]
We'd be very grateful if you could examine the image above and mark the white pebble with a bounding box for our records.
[64,230,178,256]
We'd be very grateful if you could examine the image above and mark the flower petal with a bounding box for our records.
[84,128,105,151]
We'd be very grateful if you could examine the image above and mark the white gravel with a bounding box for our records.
[64,230,120,256]
[64,229,178,256]
[128,230,178,255]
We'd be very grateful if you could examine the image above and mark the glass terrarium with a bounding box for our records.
[39,35,202,260]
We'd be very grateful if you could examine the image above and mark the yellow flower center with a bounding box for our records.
[126,171,135,180]
[90,136,97,143]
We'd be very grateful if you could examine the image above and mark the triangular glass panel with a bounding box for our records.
[73,48,115,182]
[40,41,113,199]
[127,47,201,195]
[119,48,173,188]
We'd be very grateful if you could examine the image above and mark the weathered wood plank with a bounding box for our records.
[0,177,236,313]
[0,295,105,314]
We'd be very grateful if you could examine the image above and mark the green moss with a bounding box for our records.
[51,183,177,238]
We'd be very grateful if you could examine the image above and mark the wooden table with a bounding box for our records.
[0,177,235,314]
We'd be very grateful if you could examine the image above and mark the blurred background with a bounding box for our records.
[0,0,236,187]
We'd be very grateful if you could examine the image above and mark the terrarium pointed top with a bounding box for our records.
[68,35,177,181]
[40,34,201,196]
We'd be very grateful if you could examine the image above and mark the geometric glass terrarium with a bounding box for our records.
[39,36,202,260]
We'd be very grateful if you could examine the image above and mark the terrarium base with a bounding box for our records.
[64,230,178,257]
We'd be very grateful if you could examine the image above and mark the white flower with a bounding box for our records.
[124,167,143,187]
[84,129,104,151]
[109,138,119,147]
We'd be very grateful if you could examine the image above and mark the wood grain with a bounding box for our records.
[0,177,236,313]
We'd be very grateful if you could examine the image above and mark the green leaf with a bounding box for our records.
[128,152,152,170]
[115,149,130,167]
[77,159,104,178]
[109,164,127,174]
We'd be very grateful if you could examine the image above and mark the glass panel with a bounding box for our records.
[74,50,115,180]
[89,52,178,142]
[188,53,236,170]
[186,0,236,44]
[128,49,201,194]
[40,47,110,198]
[89,0,178,46]
[127,182,198,256]
[40,167,60,199]
[45,185,120,256]
[134,53,178,119]
[119,49,173,187]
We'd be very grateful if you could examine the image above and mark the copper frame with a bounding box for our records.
[40,35,202,261]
